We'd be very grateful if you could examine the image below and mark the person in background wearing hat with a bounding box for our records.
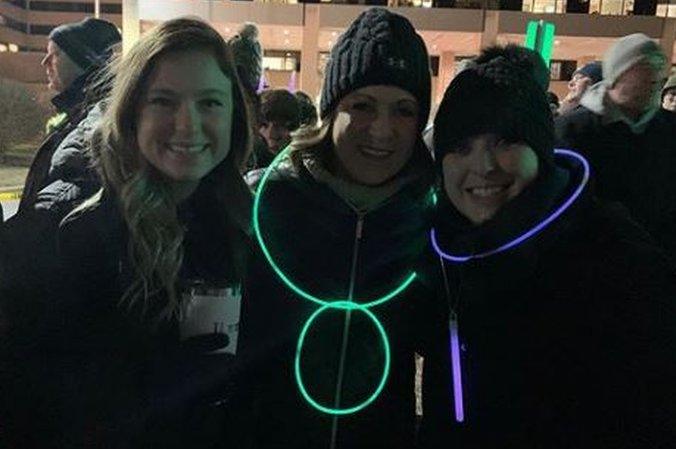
[661,73,676,112]
[16,18,121,215]
[236,8,436,449]
[557,61,602,115]
[555,33,676,262]
[255,88,301,167]
[419,53,676,449]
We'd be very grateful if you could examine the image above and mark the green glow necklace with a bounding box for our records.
[252,145,417,415]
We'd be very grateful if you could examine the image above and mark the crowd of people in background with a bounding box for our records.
[0,7,675,449]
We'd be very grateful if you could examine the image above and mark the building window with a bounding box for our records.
[523,0,563,13]
[318,52,330,75]
[656,2,676,16]
[6,0,28,9]
[0,13,28,33]
[550,60,577,81]
[430,56,440,77]
[27,1,122,13]
[264,50,300,71]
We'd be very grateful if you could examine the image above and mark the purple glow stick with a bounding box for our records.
[431,149,590,263]
[449,316,464,422]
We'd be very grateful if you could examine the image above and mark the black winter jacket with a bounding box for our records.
[555,104,676,262]
[419,153,676,449]
[17,72,92,214]
[0,185,248,449]
[236,151,436,449]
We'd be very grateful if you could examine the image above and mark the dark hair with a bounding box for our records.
[295,91,318,128]
[260,89,301,131]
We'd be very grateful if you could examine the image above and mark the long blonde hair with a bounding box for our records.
[86,18,253,321]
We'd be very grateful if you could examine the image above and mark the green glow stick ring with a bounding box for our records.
[252,145,418,308]
[252,144,417,415]
[294,301,391,415]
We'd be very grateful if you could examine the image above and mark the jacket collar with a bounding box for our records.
[51,71,90,121]
[300,141,434,215]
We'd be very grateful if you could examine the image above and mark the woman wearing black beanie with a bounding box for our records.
[419,56,676,448]
[235,7,436,449]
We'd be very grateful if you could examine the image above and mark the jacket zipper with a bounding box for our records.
[439,257,465,423]
[329,212,365,449]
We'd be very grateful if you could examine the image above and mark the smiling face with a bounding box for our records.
[330,85,420,186]
[442,133,539,225]
[136,49,234,191]
[41,40,83,93]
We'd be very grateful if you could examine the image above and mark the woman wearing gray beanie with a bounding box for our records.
[419,55,676,449]
[237,7,436,449]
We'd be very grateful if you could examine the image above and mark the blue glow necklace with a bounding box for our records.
[430,149,590,423]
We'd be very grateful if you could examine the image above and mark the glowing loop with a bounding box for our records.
[253,145,418,307]
[294,301,391,415]
[252,145,417,415]
[431,149,590,263]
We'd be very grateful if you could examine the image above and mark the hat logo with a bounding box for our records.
[387,57,406,70]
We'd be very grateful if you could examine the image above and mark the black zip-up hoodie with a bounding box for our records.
[236,146,436,449]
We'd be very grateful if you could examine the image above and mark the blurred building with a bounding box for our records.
[1,0,674,106]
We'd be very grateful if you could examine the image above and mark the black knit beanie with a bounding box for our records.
[49,18,121,71]
[320,8,431,130]
[433,57,555,169]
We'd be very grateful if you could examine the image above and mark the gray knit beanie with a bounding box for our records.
[603,33,666,87]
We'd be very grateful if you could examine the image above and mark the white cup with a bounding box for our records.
[180,285,242,355]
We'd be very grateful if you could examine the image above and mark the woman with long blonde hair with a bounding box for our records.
[1,17,253,448]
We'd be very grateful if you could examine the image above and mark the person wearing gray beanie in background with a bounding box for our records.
[16,18,120,215]
[555,33,676,262]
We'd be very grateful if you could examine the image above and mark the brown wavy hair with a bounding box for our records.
[85,18,253,321]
